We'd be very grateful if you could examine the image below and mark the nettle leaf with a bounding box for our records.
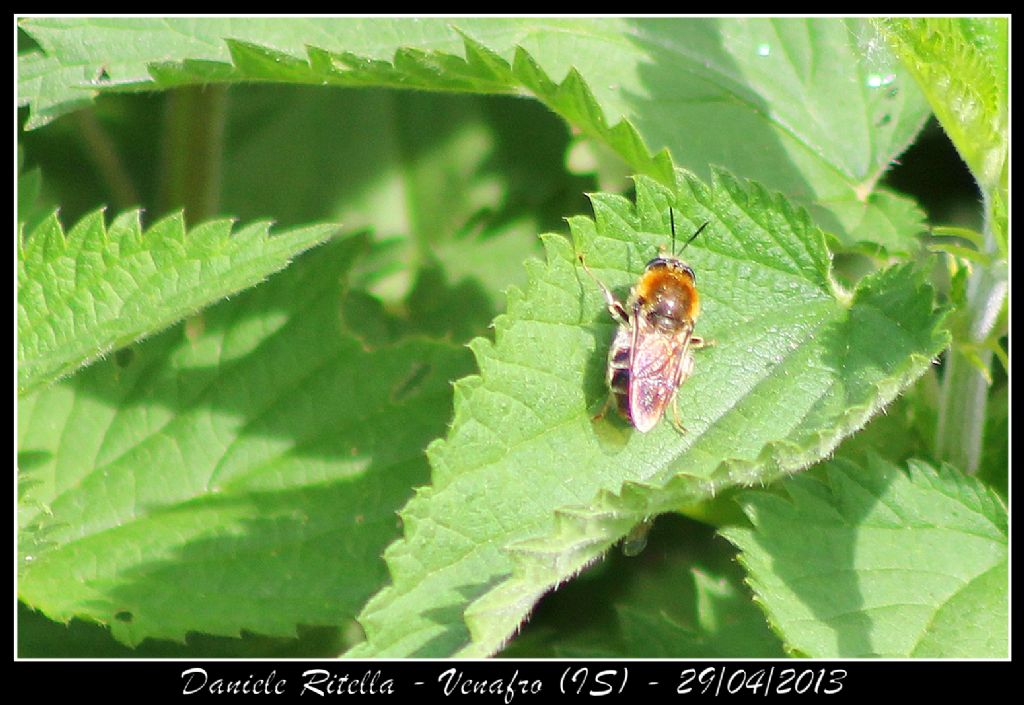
[218,86,589,313]
[18,17,930,251]
[347,170,949,657]
[722,456,1008,657]
[17,238,475,646]
[501,516,784,658]
[878,17,1007,191]
[17,208,337,395]
[17,162,52,235]
[16,18,530,128]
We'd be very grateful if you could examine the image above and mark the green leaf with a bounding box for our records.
[17,161,53,235]
[16,18,513,128]
[18,48,101,127]
[17,601,347,657]
[722,456,1007,657]
[988,186,1007,260]
[877,19,1007,480]
[216,86,589,309]
[823,188,927,258]
[831,370,939,470]
[347,170,949,657]
[17,208,337,395]
[878,18,1008,191]
[929,225,986,250]
[17,238,475,646]
[925,243,992,268]
[19,17,932,250]
[501,516,784,658]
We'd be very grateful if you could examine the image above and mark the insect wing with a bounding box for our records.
[627,312,693,432]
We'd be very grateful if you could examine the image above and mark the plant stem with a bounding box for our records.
[934,193,1007,474]
[158,85,228,224]
[75,108,139,210]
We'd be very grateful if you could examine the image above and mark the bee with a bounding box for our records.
[578,210,709,433]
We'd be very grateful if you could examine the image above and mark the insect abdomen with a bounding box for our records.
[607,328,632,421]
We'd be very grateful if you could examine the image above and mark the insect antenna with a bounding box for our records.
[670,208,677,256]
[669,208,709,255]
[681,219,709,253]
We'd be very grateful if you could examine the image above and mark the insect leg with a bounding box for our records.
[577,254,629,325]
[592,394,613,422]
[669,351,697,435]
[689,336,716,349]
[670,395,688,435]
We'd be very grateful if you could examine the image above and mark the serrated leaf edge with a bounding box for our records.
[458,325,947,656]
[352,169,949,658]
[721,456,1006,657]
[17,206,339,395]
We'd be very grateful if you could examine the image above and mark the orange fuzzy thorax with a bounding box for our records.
[635,263,700,324]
